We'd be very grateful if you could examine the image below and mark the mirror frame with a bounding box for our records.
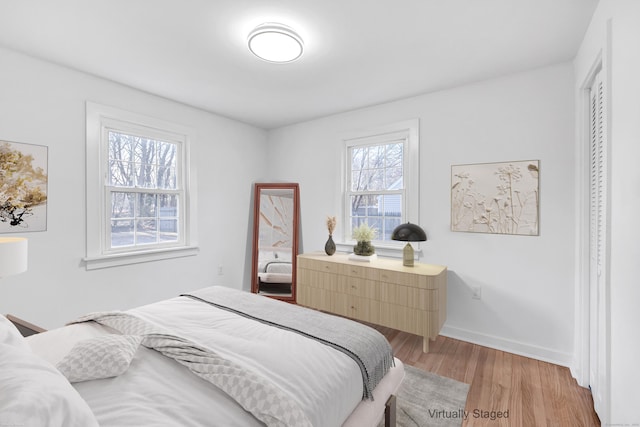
[250,182,300,303]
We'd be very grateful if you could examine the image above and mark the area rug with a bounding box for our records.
[381,365,470,427]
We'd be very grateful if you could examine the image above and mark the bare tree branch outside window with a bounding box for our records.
[349,141,404,241]
[107,131,180,248]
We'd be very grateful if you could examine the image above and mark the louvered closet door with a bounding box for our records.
[589,69,608,421]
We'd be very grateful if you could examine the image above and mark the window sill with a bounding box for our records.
[335,242,423,259]
[83,245,199,270]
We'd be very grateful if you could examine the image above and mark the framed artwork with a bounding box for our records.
[0,140,48,232]
[451,160,539,236]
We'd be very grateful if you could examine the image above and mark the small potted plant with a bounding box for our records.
[352,223,377,256]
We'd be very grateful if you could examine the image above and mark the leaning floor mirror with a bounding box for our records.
[251,183,300,302]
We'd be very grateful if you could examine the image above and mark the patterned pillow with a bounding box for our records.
[56,334,142,383]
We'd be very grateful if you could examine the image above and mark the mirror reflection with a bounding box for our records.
[251,183,300,302]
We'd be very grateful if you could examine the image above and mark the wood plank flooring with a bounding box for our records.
[372,325,601,427]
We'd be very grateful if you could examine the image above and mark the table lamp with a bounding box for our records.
[0,237,28,277]
[391,223,426,267]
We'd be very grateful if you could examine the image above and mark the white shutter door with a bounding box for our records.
[588,70,608,421]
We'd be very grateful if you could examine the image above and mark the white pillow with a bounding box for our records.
[0,316,99,427]
[56,334,142,383]
[0,314,29,350]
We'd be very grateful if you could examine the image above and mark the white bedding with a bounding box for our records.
[258,272,292,283]
[31,322,264,426]
[258,261,292,274]
[27,290,404,427]
[0,316,99,427]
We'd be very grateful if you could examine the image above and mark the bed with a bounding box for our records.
[257,256,293,293]
[0,286,404,427]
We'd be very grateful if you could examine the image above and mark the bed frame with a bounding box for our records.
[385,395,397,427]
[5,314,46,337]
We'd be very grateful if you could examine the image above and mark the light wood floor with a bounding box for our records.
[371,325,601,427]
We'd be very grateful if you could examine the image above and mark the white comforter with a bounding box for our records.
[28,291,364,427]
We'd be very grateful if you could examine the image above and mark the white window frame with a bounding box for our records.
[338,119,420,257]
[84,102,198,270]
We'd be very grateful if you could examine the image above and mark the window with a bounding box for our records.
[342,119,419,250]
[348,141,404,240]
[108,132,180,249]
[85,103,198,269]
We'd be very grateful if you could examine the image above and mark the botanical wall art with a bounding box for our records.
[451,160,539,235]
[0,140,48,232]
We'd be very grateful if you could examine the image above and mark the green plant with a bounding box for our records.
[353,240,375,256]
[352,223,378,242]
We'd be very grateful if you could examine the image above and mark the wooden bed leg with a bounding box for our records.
[385,395,396,427]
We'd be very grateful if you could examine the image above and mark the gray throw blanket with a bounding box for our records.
[182,286,395,400]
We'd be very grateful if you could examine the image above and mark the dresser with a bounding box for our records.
[297,252,447,352]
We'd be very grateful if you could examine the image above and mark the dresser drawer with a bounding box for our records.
[378,269,408,285]
[298,284,331,311]
[379,282,440,311]
[299,258,339,274]
[299,268,337,291]
[379,303,440,336]
[378,269,441,290]
[336,276,380,299]
[331,293,380,323]
[338,263,380,281]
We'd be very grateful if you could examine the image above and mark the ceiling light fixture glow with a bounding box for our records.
[248,23,304,63]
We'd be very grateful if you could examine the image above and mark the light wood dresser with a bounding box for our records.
[297,252,447,352]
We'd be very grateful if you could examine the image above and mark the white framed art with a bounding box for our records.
[0,140,48,232]
[451,160,539,235]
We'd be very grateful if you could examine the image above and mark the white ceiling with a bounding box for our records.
[0,0,598,129]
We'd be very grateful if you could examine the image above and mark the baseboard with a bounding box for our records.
[569,358,590,388]
[440,325,574,368]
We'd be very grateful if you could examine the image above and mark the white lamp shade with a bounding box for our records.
[0,237,28,277]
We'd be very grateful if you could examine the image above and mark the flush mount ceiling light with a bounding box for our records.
[248,23,304,63]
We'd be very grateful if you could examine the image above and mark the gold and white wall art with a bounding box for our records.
[0,140,48,233]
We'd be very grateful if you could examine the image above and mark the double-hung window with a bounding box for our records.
[107,131,180,248]
[342,119,419,251]
[85,103,198,269]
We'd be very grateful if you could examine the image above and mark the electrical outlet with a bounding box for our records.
[472,286,482,300]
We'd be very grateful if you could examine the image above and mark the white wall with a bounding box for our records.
[0,47,267,328]
[574,0,640,424]
[267,63,577,366]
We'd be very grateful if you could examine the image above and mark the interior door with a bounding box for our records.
[588,69,608,421]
